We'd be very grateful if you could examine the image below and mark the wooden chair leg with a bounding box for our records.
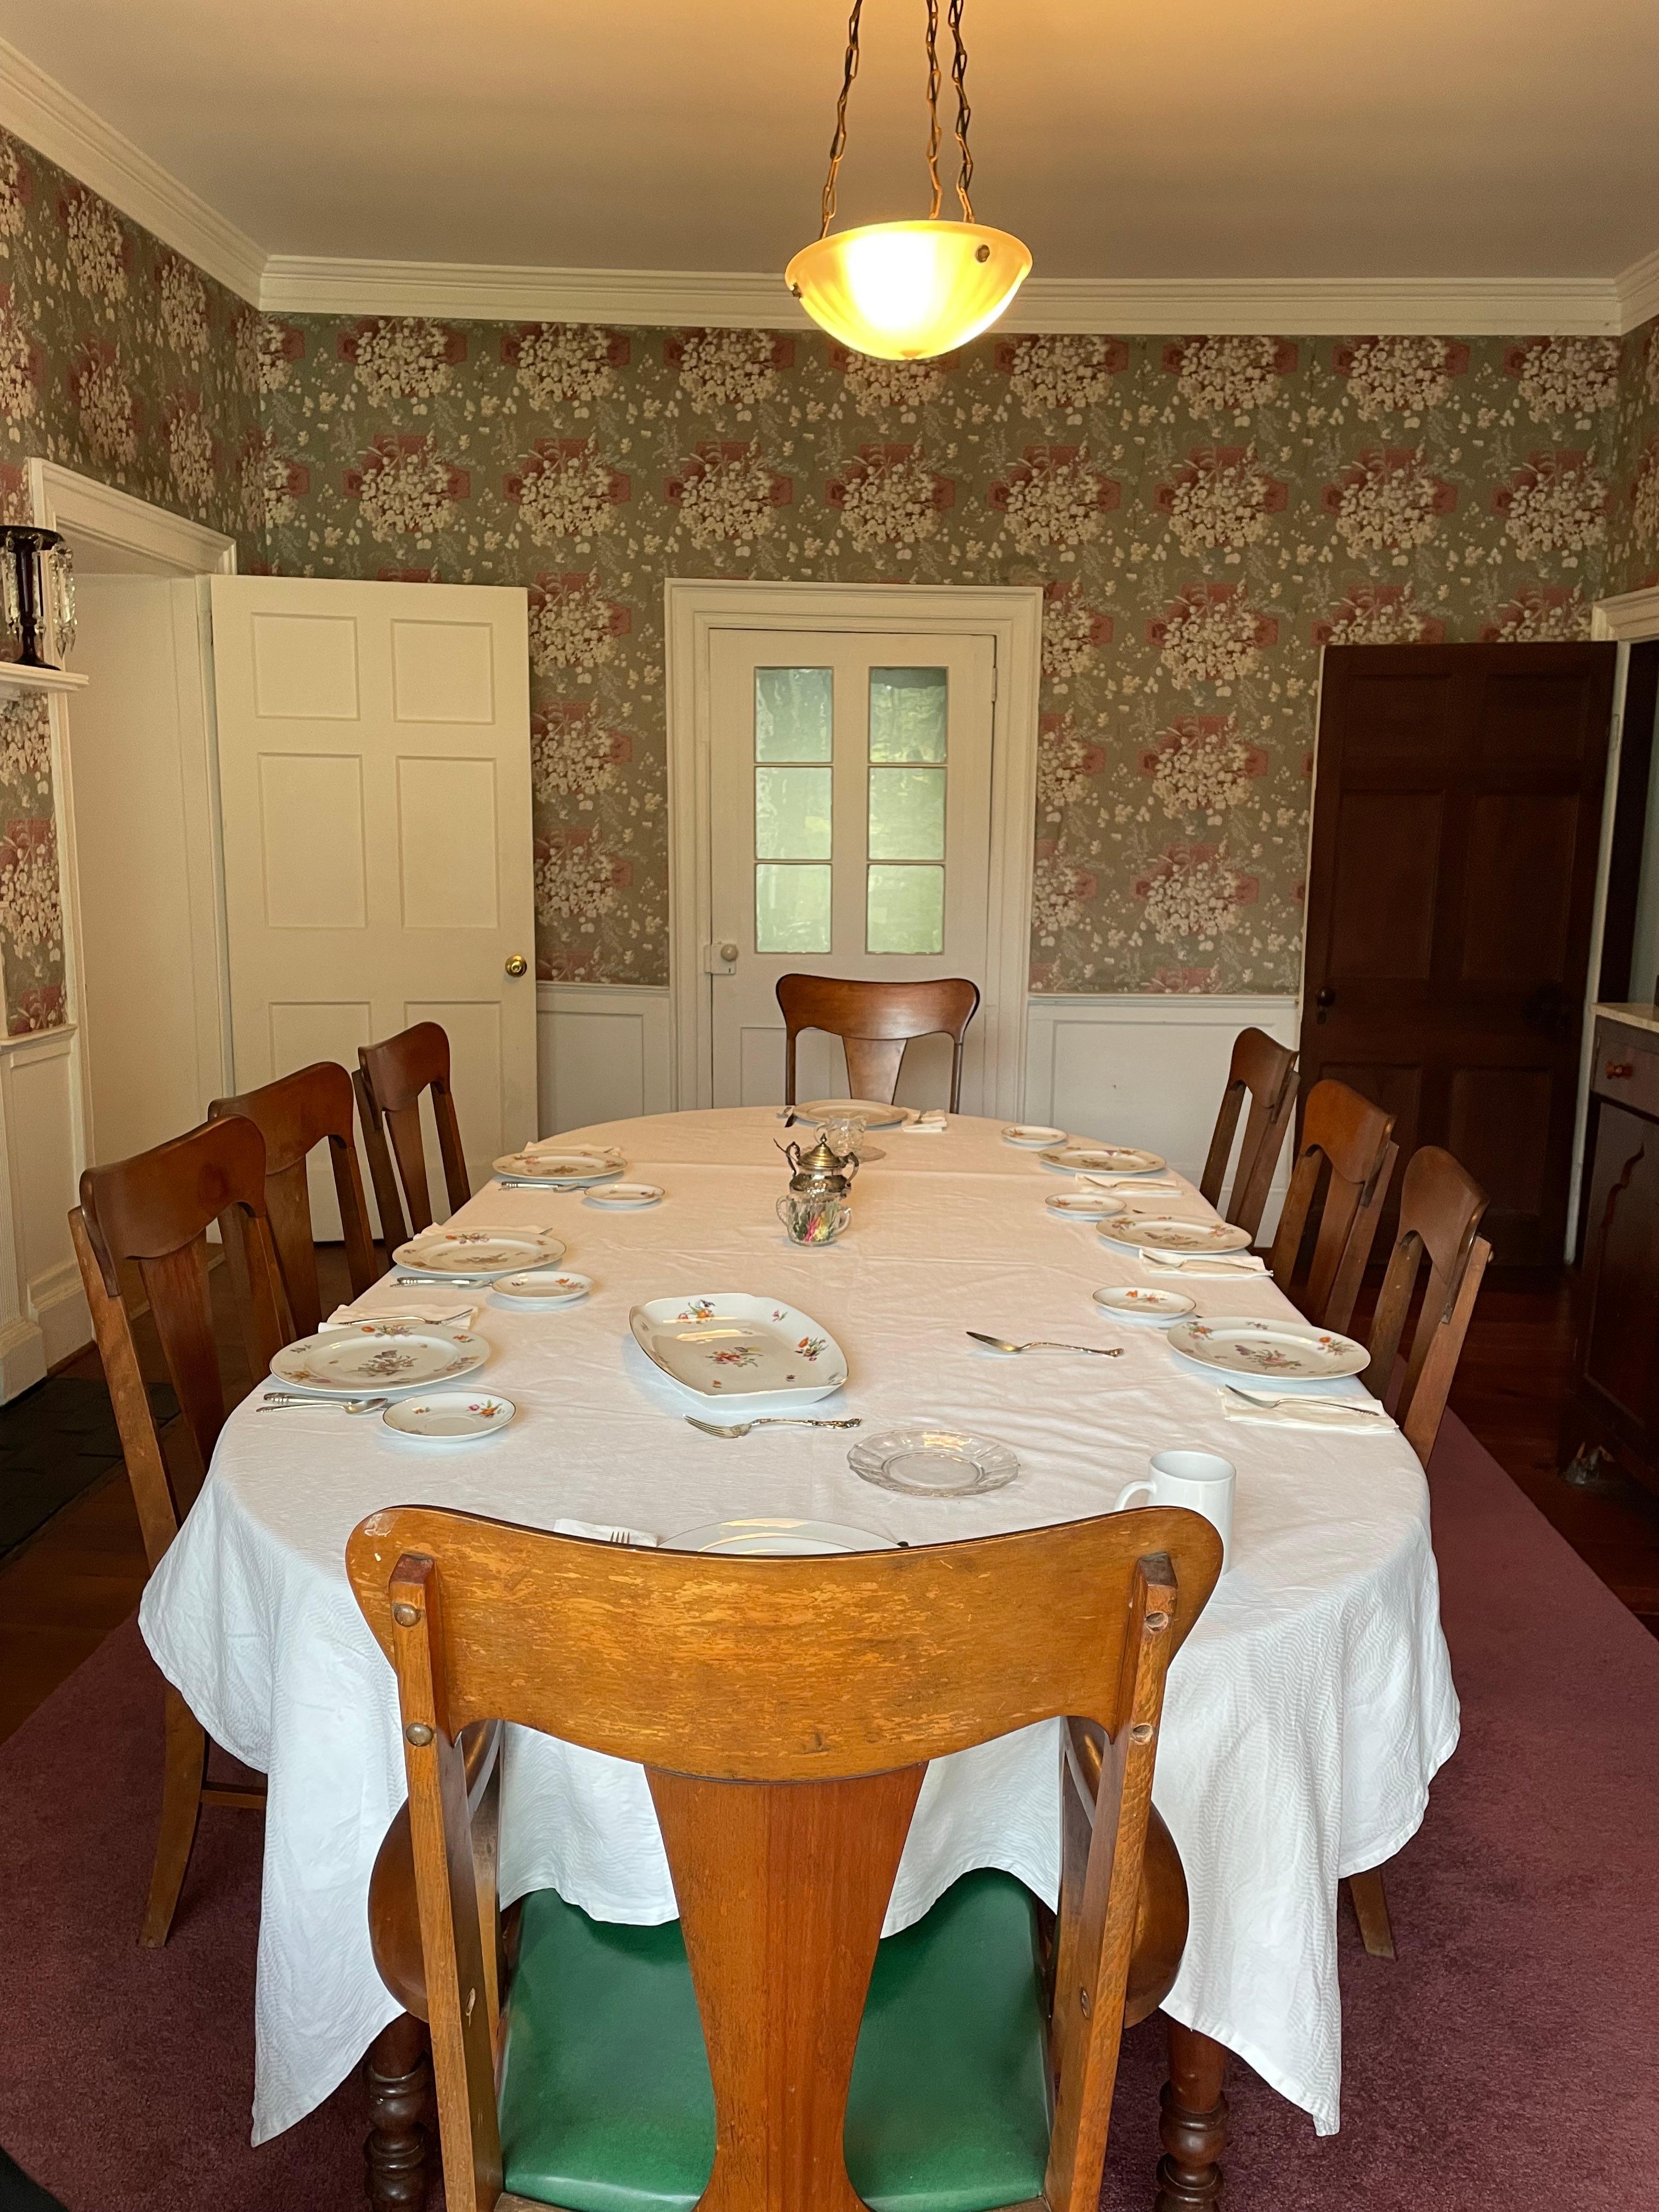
[364,2013,431,2211]
[140,1684,207,1948]
[1346,1866,1397,1959]
[1155,2019,1228,2211]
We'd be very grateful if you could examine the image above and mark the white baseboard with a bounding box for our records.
[30,1256,90,1369]
[537,983,674,1137]
[1024,993,1301,1234]
[0,1312,45,1400]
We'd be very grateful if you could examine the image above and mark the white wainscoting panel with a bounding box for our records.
[1024,994,1301,1233]
[537,984,674,1139]
[0,1026,89,1392]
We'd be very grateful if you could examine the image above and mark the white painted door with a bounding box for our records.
[708,630,996,1109]
[211,576,534,1232]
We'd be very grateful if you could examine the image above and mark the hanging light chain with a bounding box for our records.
[819,0,865,240]
[948,0,974,222]
[815,0,975,240]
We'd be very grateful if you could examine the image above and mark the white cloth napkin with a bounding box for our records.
[322,1302,478,1332]
[552,1517,660,1547]
[1218,1390,1396,1434]
[1141,1249,1268,1277]
[898,1110,948,1135]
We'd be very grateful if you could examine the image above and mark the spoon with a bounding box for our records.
[685,1415,864,1438]
[965,1333,1122,1358]
[257,1394,391,1415]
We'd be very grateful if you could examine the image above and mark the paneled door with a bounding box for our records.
[1303,642,1616,1265]
[707,629,997,1109]
[211,577,534,1233]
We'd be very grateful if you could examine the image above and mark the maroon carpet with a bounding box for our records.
[2,1412,1656,2210]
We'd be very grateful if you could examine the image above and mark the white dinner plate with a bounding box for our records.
[1003,1124,1066,1148]
[848,1424,1019,1497]
[382,1390,517,1444]
[1092,1285,1197,1325]
[1046,1190,1127,1221]
[797,1099,909,1129]
[394,1228,567,1278]
[270,1323,489,1397]
[493,1149,622,1186]
[1166,1313,1370,1383]
[663,1517,896,1556]
[585,1182,664,1209]
[1098,1215,1254,1257]
[1040,1144,1167,1176]
[491,1269,594,1307]
[629,1293,848,1407]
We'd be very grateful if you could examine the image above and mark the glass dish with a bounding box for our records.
[849,1424,1019,1497]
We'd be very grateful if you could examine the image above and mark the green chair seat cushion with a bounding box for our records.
[497,1867,1053,2212]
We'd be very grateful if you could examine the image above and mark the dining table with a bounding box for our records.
[139,1103,1459,2184]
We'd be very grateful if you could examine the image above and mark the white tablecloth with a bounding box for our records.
[140,1108,1458,2145]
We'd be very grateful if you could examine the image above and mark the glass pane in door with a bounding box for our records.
[868,766,945,860]
[867,864,945,954]
[757,863,832,952]
[869,667,947,761]
[755,767,832,858]
[756,668,833,760]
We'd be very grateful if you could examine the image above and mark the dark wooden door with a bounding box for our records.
[1302,643,1617,1266]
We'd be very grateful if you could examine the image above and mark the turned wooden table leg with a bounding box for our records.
[1154,2018,1229,2210]
[364,2012,430,2210]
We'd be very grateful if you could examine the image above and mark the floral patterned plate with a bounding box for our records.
[269,1323,489,1398]
[1039,1144,1167,1176]
[663,1517,896,1556]
[492,1148,622,1187]
[394,1229,567,1278]
[585,1182,665,1209]
[1165,1314,1369,1384]
[1092,1285,1198,1325]
[1098,1215,1253,1256]
[381,1391,517,1445]
[628,1294,848,1407]
[798,1099,910,1129]
[1046,1190,1127,1221]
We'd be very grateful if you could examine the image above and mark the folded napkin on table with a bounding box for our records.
[323,1301,479,1330]
[1141,1249,1269,1277]
[898,1110,948,1135]
[1218,1390,1396,1434]
[552,1517,660,1547]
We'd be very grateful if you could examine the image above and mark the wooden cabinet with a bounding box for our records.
[1562,1011,1659,1495]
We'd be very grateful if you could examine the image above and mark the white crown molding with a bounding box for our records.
[0,34,264,302]
[260,255,1640,336]
[1616,247,1659,336]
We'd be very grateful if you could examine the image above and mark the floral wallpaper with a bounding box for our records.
[1,110,1658,1017]
[259,315,1659,994]
[0,125,262,1032]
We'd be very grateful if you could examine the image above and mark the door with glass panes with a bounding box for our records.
[708,629,996,1109]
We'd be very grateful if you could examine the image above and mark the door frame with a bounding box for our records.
[664,578,1043,1118]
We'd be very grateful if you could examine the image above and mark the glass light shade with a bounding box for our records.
[785,218,1032,361]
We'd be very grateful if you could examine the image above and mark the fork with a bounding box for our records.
[1221,1383,1388,1418]
[966,1333,1122,1357]
[395,1273,495,1286]
[686,1414,864,1438]
[257,1393,390,1415]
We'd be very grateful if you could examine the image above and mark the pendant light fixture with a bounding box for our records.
[785,0,1031,362]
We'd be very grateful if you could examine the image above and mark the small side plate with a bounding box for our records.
[382,1391,517,1444]
[1092,1285,1197,1325]
[1003,1124,1066,1148]
[585,1182,664,1209]
[491,1270,594,1307]
[1046,1190,1126,1221]
[849,1425,1019,1497]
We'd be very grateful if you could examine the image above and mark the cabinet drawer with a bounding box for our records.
[1592,1022,1659,1118]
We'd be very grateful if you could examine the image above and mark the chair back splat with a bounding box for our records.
[357,1021,471,1242]
[1364,1145,1493,1465]
[1198,1028,1297,1240]
[1268,1078,1397,1333]
[347,1506,1222,2212]
[775,975,981,1111]
[210,1060,378,1335]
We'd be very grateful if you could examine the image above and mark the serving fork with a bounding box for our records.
[966,1331,1122,1357]
[686,1414,864,1438]
[257,1393,390,1415]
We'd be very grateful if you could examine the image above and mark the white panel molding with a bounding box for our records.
[1024,992,1301,1234]
[537,982,673,1137]
[1592,586,1659,644]
[30,460,238,575]
[261,257,1652,338]
[0,1025,82,1396]
[0,35,264,302]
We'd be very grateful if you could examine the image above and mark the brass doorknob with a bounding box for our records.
[505,953,529,978]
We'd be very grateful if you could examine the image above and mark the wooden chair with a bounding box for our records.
[209,1062,379,1337]
[776,974,981,1110]
[1198,1028,1299,1242]
[1268,1079,1398,1333]
[1345,1144,1493,1962]
[68,1117,293,1945]
[346,1504,1222,2212]
[356,1022,471,1244]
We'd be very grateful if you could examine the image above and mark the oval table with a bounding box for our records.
[140,1107,1458,2202]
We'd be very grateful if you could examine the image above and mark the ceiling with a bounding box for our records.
[0,0,1655,289]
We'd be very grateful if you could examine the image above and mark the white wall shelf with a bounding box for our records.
[0,663,87,699]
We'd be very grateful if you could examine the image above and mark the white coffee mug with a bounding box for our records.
[1113,1448,1235,1566]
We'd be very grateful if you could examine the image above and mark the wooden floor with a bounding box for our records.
[2,1256,1657,1746]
